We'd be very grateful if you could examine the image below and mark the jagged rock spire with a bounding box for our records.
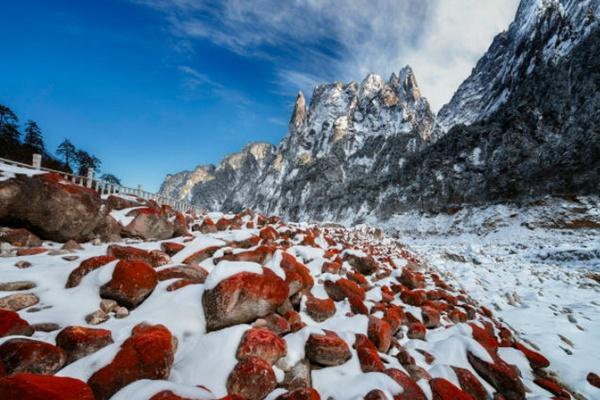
[290,91,306,130]
[398,66,421,101]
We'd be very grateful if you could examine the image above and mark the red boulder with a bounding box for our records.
[305,330,351,366]
[55,326,114,364]
[236,327,287,365]
[0,373,94,400]
[100,259,158,308]
[227,356,277,400]
[0,339,66,375]
[0,309,33,337]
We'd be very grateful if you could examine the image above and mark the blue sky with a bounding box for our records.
[0,0,518,191]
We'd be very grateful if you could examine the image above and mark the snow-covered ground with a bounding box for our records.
[381,196,600,398]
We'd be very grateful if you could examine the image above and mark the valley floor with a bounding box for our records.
[378,196,600,398]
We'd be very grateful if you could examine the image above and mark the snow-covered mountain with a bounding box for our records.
[160,0,600,223]
[438,0,600,131]
[161,67,439,220]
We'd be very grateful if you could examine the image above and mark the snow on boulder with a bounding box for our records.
[99,260,158,309]
[87,323,176,400]
[203,266,288,331]
[304,330,351,367]
[0,173,111,242]
[65,255,117,288]
[0,338,66,375]
[55,326,114,364]
[226,356,277,400]
[0,309,34,337]
[0,373,95,400]
[236,327,287,365]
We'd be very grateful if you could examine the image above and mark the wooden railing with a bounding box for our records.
[0,155,197,213]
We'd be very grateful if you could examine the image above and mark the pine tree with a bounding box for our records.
[56,139,77,168]
[24,120,45,153]
[76,150,101,176]
[0,105,20,143]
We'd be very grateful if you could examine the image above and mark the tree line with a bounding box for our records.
[0,104,121,184]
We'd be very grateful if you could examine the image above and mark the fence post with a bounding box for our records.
[136,184,142,198]
[32,154,42,169]
[86,168,94,189]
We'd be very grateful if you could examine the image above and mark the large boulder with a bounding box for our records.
[0,173,108,242]
[203,269,288,331]
[304,330,351,366]
[0,338,66,375]
[227,356,277,400]
[55,326,114,364]
[100,260,158,308]
[121,207,175,240]
[236,327,287,365]
[0,373,95,400]
[0,309,34,337]
[87,323,176,400]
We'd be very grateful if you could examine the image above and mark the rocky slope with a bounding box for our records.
[160,0,600,223]
[438,0,600,131]
[2,181,594,399]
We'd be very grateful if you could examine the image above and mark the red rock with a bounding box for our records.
[255,313,291,335]
[383,305,404,334]
[343,252,378,275]
[305,330,351,366]
[107,244,170,268]
[183,245,222,264]
[55,326,114,364]
[0,229,42,247]
[347,271,369,288]
[150,390,195,400]
[237,327,287,365]
[407,322,426,340]
[0,373,94,400]
[469,323,499,355]
[16,247,46,256]
[229,235,261,249]
[398,269,425,289]
[0,309,33,337]
[321,261,341,274]
[467,351,525,400]
[305,296,336,322]
[400,289,427,306]
[280,253,314,295]
[172,211,189,236]
[587,372,600,388]
[348,295,369,315]
[384,369,426,400]
[533,377,570,398]
[453,366,487,400]
[199,217,218,233]
[100,260,158,308]
[364,390,387,400]
[259,226,279,241]
[448,308,468,323]
[105,195,139,210]
[324,278,365,301]
[216,218,231,231]
[215,245,275,264]
[227,356,276,400]
[367,317,392,353]
[430,378,474,400]
[276,387,321,400]
[0,338,66,375]
[203,268,288,331]
[354,334,384,373]
[512,342,549,369]
[87,323,176,400]
[161,242,185,256]
[421,306,441,329]
[65,255,117,288]
[157,265,209,283]
[283,310,306,332]
[166,279,196,291]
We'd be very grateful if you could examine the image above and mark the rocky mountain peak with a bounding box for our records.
[290,91,306,130]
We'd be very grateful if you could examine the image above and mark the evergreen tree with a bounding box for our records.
[100,173,121,185]
[56,139,77,168]
[24,120,45,153]
[0,105,20,143]
[76,150,101,176]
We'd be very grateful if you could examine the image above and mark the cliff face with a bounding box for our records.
[437,0,600,131]
[160,0,600,223]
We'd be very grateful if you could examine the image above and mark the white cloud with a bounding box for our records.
[136,0,520,111]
